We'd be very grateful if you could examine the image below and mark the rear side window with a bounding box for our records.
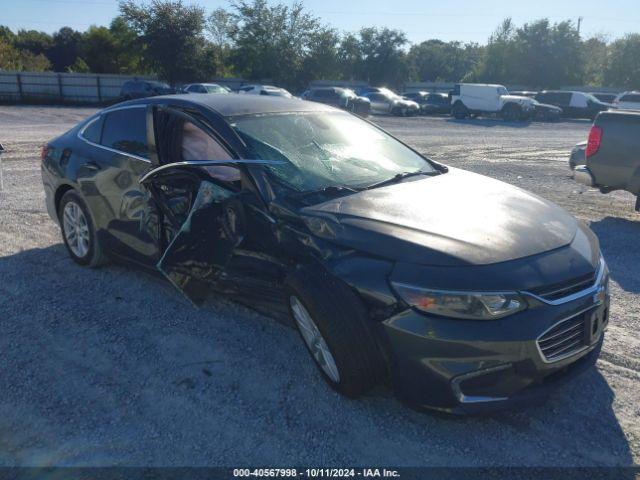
[558,93,572,105]
[82,116,103,143]
[312,90,330,99]
[621,94,640,102]
[101,107,148,158]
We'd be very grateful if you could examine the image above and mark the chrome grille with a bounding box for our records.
[537,311,589,362]
[531,272,596,302]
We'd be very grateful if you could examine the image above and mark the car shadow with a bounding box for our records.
[590,216,640,294]
[0,245,635,469]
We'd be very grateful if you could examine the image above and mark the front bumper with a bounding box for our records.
[378,277,609,414]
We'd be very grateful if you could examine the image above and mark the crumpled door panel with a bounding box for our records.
[156,180,243,306]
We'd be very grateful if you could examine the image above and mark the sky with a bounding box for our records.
[1,0,639,45]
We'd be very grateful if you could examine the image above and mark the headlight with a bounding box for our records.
[391,282,527,320]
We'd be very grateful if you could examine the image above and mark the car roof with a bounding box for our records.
[111,94,334,117]
[617,90,640,97]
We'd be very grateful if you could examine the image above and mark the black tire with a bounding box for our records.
[501,103,521,121]
[58,190,107,268]
[285,267,384,397]
[451,102,468,119]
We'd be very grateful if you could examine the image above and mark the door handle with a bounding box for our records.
[83,161,100,171]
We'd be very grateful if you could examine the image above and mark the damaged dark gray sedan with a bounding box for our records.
[41,95,610,414]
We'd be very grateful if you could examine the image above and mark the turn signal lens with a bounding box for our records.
[40,144,50,162]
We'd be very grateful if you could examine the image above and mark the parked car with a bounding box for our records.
[534,91,610,119]
[303,87,370,117]
[450,83,537,121]
[613,91,640,111]
[180,83,230,94]
[237,84,293,98]
[119,80,174,100]
[41,94,609,414]
[362,90,420,116]
[531,101,563,121]
[572,110,640,212]
[402,92,451,114]
[592,93,617,104]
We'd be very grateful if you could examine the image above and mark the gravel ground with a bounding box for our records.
[0,106,638,468]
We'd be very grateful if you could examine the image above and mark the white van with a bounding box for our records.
[450,83,536,121]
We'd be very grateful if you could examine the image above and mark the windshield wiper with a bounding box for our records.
[364,170,437,190]
[290,185,361,201]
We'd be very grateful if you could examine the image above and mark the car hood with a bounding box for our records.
[300,168,578,266]
[401,100,419,108]
[535,102,562,112]
[503,95,535,105]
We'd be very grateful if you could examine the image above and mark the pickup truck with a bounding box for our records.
[451,83,537,121]
[572,110,640,211]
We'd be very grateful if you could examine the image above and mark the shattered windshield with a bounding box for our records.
[231,111,434,193]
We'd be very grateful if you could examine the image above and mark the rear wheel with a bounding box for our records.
[451,102,468,119]
[286,268,384,397]
[58,190,107,267]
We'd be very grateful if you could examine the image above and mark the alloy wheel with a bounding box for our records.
[62,201,90,258]
[290,295,341,383]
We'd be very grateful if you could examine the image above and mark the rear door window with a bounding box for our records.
[101,107,149,158]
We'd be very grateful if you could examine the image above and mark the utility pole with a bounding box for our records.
[577,16,583,36]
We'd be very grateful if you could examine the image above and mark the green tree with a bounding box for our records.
[408,40,482,82]
[469,18,584,88]
[226,0,321,88]
[119,0,209,85]
[14,29,53,56]
[48,27,83,71]
[355,27,408,87]
[301,28,341,84]
[336,33,361,81]
[81,26,119,73]
[109,16,146,74]
[0,39,50,71]
[0,26,15,44]
[207,8,234,48]
[467,18,516,83]
[605,34,640,88]
[582,35,608,86]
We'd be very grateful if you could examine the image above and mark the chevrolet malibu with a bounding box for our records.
[41,95,610,414]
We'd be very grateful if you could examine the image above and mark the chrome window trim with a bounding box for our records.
[77,105,151,164]
[522,257,607,306]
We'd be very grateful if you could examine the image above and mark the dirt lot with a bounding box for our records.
[0,106,638,468]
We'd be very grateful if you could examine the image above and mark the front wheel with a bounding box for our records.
[501,103,521,121]
[58,190,107,267]
[286,268,384,397]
